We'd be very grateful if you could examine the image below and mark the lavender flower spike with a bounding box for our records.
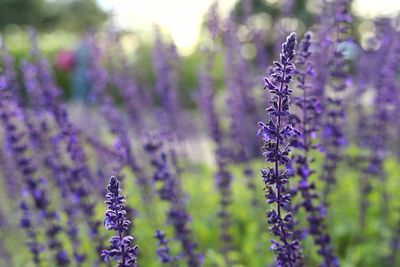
[20,201,42,266]
[155,230,176,266]
[101,176,138,267]
[144,135,201,267]
[320,0,352,204]
[293,32,339,267]
[258,32,303,266]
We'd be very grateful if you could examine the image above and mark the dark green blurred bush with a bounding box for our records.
[0,0,107,32]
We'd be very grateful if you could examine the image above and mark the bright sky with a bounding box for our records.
[97,0,400,53]
[97,0,238,53]
[353,0,400,18]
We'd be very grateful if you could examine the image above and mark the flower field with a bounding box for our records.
[1,1,400,267]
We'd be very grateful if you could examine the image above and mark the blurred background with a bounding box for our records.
[1,0,400,106]
[3,1,400,266]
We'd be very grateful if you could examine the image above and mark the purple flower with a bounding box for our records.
[320,0,353,205]
[108,33,145,130]
[86,35,154,204]
[199,57,234,260]
[206,1,220,39]
[45,135,87,265]
[20,201,43,266]
[223,16,259,163]
[53,109,103,249]
[1,38,21,103]
[377,33,400,266]
[258,32,303,266]
[145,135,201,267]
[222,16,260,210]
[24,31,105,261]
[0,81,70,266]
[152,28,181,131]
[101,176,138,267]
[26,34,104,253]
[0,139,20,198]
[155,230,176,265]
[293,32,339,267]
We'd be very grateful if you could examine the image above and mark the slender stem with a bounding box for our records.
[302,75,308,160]
[114,193,126,266]
[275,67,288,247]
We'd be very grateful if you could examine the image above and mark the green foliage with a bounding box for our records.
[0,0,107,32]
[233,0,314,26]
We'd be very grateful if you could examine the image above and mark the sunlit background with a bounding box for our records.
[96,0,400,53]
[1,0,398,103]
[2,0,400,55]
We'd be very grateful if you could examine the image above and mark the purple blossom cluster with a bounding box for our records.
[199,18,235,259]
[144,134,201,267]
[0,76,70,266]
[2,1,400,267]
[292,32,338,267]
[20,200,42,266]
[154,229,176,265]
[258,32,303,266]
[102,176,138,267]
[320,0,352,204]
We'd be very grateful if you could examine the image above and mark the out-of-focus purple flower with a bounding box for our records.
[206,1,220,39]
[378,33,400,266]
[199,69,222,144]
[20,59,53,157]
[107,32,145,130]
[223,17,257,163]
[202,14,243,255]
[241,0,253,22]
[20,201,42,266]
[45,133,86,265]
[293,32,339,267]
[0,81,70,266]
[145,134,201,267]
[1,37,20,103]
[25,32,104,255]
[25,31,106,264]
[26,30,63,108]
[21,61,45,109]
[101,176,138,267]
[155,230,176,265]
[311,1,338,131]
[0,140,20,198]
[52,109,103,252]
[0,40,46,157]
[253,29,269,70]
[86,135,125,189]
[86,34,154,204]
[320,0,353,205]
[222,16,260,209]
[258,32,303,266]
[353,23,389,229]
[152,28,181,131]
[199,61,234,260]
